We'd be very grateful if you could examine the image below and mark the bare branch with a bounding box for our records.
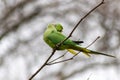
[48,52,67,64]
[47,57,73,65]
[86,36,100,48]
[28,0,105,79]
[28,49,56,80]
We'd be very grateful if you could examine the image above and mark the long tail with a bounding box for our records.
[67,49,90,57]
[90,50,115,58]
[71,45,115,58]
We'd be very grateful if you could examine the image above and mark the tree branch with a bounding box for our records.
[28,49,56,80]
[28,0,105,79]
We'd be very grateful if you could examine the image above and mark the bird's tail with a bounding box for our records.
[90,50,115,58]
[71,45,115,58]
[67,49,77,55]
[67,49,90,57]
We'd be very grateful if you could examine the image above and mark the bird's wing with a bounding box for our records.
[47,31,76,47]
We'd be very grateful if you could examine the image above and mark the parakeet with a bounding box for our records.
[54,23,84,44]
[43,23,115,58]
[54,24,85,55]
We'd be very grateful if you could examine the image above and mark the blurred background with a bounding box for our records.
[0,0,120,80]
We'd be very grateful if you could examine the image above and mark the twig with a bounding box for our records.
[48,52,67,64]
[29,0,105,79]
[86,36,100,48]
[47,57,74,65]
[28,49,56,80]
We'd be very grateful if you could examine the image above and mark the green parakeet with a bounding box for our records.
[43,23,115,58]
[54,23,85,56]
[54,23,84,44]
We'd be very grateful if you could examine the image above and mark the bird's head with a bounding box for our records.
[47,23,63,32]
[54,23,63,32]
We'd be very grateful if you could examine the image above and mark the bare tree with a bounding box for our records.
[0,0,119,80]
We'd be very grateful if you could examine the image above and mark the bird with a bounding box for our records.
[53,23,85,55]
[43,23,115,58]
[54,23,86,56]
[54,23,84,44]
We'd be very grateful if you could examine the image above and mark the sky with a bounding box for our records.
[0,0,120,80]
